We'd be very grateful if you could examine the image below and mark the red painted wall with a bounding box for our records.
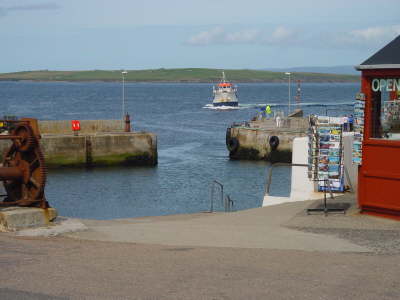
[358,69,400,219]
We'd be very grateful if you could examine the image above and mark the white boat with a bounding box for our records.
[212,72,238,107]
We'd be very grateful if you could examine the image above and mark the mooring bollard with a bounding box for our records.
[125,113,131,132]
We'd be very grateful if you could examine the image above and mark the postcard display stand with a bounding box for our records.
[308,116,345,193]
[353,93,365,164]
[307,116,346,214]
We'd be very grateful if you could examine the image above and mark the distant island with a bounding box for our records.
[263,65,359,75]
[0,68,360,83]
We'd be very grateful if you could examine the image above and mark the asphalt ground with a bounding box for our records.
[1,235,400,300]
[1,195,400,299]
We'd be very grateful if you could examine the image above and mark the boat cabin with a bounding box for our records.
[218,83,232,88]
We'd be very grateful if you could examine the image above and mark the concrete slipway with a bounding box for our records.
[65,205,367,252]
[15,195,396,254]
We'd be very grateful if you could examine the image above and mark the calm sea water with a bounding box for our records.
[0,81,359,219]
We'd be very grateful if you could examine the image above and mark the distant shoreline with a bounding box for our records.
[0,68,360,83]
[0,79,360,84]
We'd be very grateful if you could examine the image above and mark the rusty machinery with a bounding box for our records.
[0,118,48,208]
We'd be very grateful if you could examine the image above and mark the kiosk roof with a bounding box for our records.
[356,35,400,70]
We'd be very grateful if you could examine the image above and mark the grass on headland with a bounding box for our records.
[0,68,360,83]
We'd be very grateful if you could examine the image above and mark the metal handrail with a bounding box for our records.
[210,181,235,213]
[224,194,234,212]
[325,107,354,116]
[210,180,223,213]
[264,162,353,196]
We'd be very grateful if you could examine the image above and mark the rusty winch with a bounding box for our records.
[0,118,48,208]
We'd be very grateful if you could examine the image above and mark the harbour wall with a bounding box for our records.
[0,120,157,168]
[38,120,125,134]
[226,118,309,162]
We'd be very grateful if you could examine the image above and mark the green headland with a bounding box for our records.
[0,68,359,83]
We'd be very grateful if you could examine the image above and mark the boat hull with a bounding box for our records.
[212,101,239,107]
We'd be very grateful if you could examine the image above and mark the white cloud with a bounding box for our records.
[263,26,298,45]
[271,26,294,41]
[187,27,225,45]
[225,29,260,43]
[350,25,400,42]
[187,27,261,45]
[187,26,296,46]
[186,24,400,52]
[321,25,400,49]
[0,2,60,17]
[349,25,400,44]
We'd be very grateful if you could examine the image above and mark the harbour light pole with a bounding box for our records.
[285,72,291,115]
[121,70,128,120]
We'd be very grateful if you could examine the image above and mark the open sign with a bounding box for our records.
[371,78,400,92]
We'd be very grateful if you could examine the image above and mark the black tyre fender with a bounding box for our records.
[269,136,279,150]
[226,128,232,146]
[227,137,239,153]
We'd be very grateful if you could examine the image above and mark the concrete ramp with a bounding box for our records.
[65,201,369,253]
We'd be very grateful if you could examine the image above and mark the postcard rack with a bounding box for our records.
[308,116,344,193]
[353,93,365,164]
[307,116,346,215]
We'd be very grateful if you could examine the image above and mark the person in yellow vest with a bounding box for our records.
[265,105,272,119]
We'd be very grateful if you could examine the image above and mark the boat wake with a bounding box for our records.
[204,101,354,110]
[246,101,354,108]
[203,104,241,110]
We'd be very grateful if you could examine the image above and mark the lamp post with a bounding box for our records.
[285,72,291,115]
[121,70,128,120]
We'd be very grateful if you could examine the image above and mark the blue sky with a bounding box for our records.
[1,0,399,72]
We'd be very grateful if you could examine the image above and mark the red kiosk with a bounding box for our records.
[356,35,400,219]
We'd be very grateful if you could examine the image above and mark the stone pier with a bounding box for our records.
[226,118,309,162]
[0,120,157,168]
